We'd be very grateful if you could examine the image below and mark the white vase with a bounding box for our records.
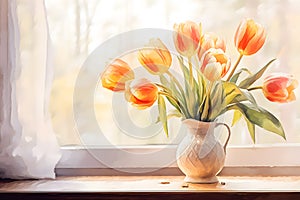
[176,119,231,183]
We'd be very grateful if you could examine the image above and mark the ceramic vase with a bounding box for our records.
[176,119,231,183]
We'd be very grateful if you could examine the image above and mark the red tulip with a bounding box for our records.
[173,21,202,57]
[200,48,230,82]
[198,33,226,60]
[101,59,134,92]
[234,19,266,55]
[138,38,172,75]
[263,74,298,103]
[125,79,158,109]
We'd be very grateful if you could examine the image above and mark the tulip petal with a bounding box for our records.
[263,74,298,103]
[203,62,222,81]
[125,78,158,109]
[200,48,230,81]
[244,28,266,55]
[234,19,247,48]
[198,32,226,60]
[101,59,134,92]
[234,18,266,55]
[138,39,172,75]
[173,21,201,57]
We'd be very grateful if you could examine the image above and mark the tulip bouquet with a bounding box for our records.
[101,19,298,142]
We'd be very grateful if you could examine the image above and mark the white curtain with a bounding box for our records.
[0,0,61,179]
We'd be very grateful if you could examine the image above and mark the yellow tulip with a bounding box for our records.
[173,21,202,57]
[263,74,298,103]
[101,59,134,92]
[138,38,172,75]
[125,78,158,109]
[200,48,230,82]
[198,33,226,60]
[234,18,266,55]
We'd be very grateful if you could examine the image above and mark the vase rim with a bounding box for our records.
[182,119,218,135]
[182,118,216,125]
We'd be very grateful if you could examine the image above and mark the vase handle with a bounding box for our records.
[215,123,231,154]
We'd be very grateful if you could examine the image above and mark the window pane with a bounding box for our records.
[44,0,300,146]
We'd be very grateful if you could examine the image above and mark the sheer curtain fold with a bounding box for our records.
[0,0,61,179]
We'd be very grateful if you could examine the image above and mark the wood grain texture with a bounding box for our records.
[1,176,300,199]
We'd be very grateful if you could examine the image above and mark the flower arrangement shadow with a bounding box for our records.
[101,19,298,143]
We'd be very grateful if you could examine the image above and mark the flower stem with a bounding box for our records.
[226,53,243,81]
[166,71,184,94]
[200,82,212,121]
[188,57,193,85]
[248,86,263,91]
[158,90,181,108]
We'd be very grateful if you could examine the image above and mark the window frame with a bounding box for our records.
[56,144,300,176]
[2,0,299,178]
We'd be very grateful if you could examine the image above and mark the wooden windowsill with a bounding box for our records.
[1,176,300,199]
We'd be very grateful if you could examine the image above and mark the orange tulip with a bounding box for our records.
[173,21,202,57]
[234,19,266,55]
[125,78,158,109]
[138,38,172,75]
[263,74,298,103]
[200,48,230,82]
[101,59,134,92]
[198,33,226,60]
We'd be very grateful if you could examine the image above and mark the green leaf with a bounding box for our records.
[235,88,257,105]
[159,75,180,111]
[192,68,207,120]
[196,71,206,104]
[186,84,197,118]
[231,108,256,143]
[168,74,190,117]
[232,110,242,126]
[222,82,257,107]
[177,56,200,119]
[155,82,183,116]
[169,79,184,106]
[238,59,276,89]
[160,74,184,102]
[155,109,182,123]
[208,82,224,121]
[165,96,181,113]
[177,56,192,118]
[177,56,198,90]
[177,56,190,85]
[230,68,252,83]
[245,118,255,143]
[241,89,257,104]
[164,85,182,111]
[201,94,210,121]
[227,103,286,140]
[159,74,170,88]
[196,95,205,120]
[158,95,168,137]
[222,82,243,105]
[167,109,182,119]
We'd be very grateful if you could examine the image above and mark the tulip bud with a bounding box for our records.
[125,78,158,109]
[263,74,298,103]
[200,48,231,82]
[138,38,172,75]
[234,18,266,56]
[101,59,134,92]
[173,21,202,57]
[198,32,226,60]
